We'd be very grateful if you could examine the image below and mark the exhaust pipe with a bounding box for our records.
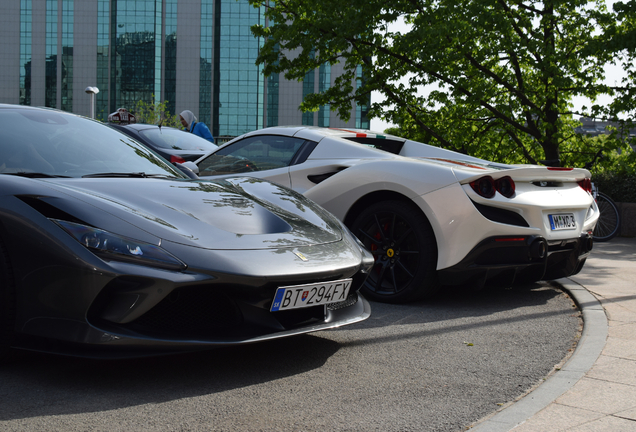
[529,238,547,260]
[582,233,594,253]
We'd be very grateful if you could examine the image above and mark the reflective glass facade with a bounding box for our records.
[164,0,177,116]
[318,64,330,127]
[61,0,74,112]
[266,42,279,128]
[200,0,213,126]
[110,0,162,114]
[266,72,279,127]
[45,0,58,108]
[97,0,110,119]
[213,0,264,137]
[301,50,316,126]
[302,69,315,126]
[356,65,369,129]
[11,0,361,138]
[19,0,32,106]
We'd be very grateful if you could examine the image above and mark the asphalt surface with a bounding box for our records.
[0,283,581,432]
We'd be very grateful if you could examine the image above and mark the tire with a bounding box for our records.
[593,192,621,242]
[0,238,16,363]
[350,200,439,303]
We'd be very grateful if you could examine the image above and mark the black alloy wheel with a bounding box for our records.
[351,200,439,303]
[0,237,16,363]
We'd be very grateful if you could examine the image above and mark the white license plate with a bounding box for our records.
[548,213,576,230]
[270,279,352,312]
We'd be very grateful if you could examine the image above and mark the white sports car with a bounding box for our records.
[191,127,598,303]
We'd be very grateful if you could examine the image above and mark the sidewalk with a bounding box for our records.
[470,236,636,432]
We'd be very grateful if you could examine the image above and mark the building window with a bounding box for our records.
[302,69,315,126]
[45,0,58,108]
[318,63,330,127]
[355,65,369,129]
[61,0,74,112]
[96,0,109,120]
[20,0,32,106]
[109,0,162,114]
[164,0,177,117]
[200,0,213,127]
[213,0,265,137]
[266,72,279,127]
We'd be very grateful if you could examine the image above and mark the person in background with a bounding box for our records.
[179,110,214,143]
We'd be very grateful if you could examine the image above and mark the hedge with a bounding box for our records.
[592,172,636,204]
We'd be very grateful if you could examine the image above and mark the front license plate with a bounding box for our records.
[548,213,576,230]
[270,279,352,312]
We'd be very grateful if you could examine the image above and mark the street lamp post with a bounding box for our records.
[85,86,100,119]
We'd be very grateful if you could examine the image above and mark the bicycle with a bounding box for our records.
[584,151,621,242]
[590,183,621,241]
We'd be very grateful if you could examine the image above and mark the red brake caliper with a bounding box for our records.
[370,223,389,274]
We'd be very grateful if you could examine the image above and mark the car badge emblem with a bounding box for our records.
[387,249,395,258]
[294,251,309,261]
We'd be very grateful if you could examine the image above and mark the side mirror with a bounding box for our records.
[180,161,199,175]
[174,162,199,179]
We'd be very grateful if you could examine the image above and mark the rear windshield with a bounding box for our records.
[139,127,218,151]
[343,137,405,155]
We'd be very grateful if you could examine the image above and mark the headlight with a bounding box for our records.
[53,219,187,271]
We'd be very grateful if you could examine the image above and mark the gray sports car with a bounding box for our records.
[0,105,372,360]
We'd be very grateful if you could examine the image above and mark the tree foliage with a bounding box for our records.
[249,0,632,167]
[592,1,636,121]
[134,96,181,128]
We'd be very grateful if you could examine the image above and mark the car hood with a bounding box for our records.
[40,177,343,250]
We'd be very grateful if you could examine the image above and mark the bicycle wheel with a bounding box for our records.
[593,192,621,242]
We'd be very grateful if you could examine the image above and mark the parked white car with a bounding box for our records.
[191,126,599,303]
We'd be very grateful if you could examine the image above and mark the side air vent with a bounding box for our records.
[307,167,348,184]
[472,201,529,227]
[17,195,85,224]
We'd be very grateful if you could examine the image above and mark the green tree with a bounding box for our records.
[250,0,621,166]
[592,1,636,122]
[134,95,181,128]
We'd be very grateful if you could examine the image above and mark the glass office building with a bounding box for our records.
[2,0,367,138]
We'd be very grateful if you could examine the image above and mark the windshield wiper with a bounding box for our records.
[81,172,176,179]
[3,172,71,178]
[82,172,149,178]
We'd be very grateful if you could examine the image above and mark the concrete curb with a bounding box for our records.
[468,278,608,432]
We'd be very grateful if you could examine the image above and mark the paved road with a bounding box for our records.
[0,283,580,432]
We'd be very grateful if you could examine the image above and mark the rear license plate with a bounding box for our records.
[548,213,576,230]
[270,279,352,312]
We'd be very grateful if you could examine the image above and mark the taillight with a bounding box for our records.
[470,176,496,198]
[495,176,515,198]
[470,176,516,199]
[547,167,574,171]
[577,178,592,194]
[170,155,186,164]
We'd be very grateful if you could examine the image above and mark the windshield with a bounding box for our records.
[0,107,185,179]
[197,135,306,175]
[138,127,218,151]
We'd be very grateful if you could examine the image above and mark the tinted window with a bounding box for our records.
[197,135,305,175]
[138,127,218,151]
[343,137,405,155]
